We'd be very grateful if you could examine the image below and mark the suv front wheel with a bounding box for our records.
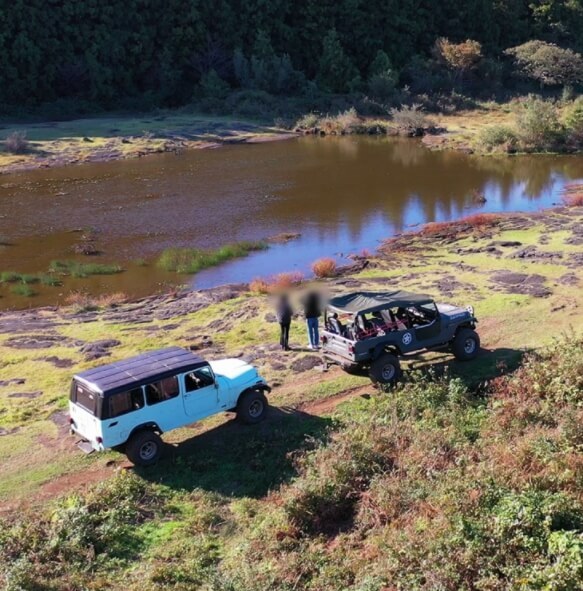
[369,353,401,386]
[126,430,163,466]
[452,328,480,361]
[237,389,268,424]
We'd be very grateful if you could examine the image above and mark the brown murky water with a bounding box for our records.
[1,135,582,309]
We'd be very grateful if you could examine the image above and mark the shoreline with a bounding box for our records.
[0,114,297,175]
[0,203,576,318]
[0,203,581,509]
[2,103,582,176]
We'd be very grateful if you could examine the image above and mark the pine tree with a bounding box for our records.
[317,29,358,93]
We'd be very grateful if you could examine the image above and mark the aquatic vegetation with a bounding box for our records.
[48,260,123,277]
[10,284,36,297]
[157,241,267,274]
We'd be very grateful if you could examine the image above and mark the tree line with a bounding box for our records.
[1,0,582,113]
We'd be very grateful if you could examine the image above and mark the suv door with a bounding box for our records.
[181,366,219,419]
[413,303,442,342]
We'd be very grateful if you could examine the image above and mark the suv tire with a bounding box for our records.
[369,353,401,386]
[452,328,480,361]
[126,430,163,466]
[237,389,268,424]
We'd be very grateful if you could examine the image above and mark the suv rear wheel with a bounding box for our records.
[369,353,401,386]
[126,430,163,466]
[452,328,480,361]
[237,389,268,424]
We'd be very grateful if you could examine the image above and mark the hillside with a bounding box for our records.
[0,205,582,589]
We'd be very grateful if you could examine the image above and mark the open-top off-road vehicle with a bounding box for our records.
[69,347,271,466]
[321,290,480,385]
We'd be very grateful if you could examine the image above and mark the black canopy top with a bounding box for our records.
[74,347,207,396]
[327,290,434,315]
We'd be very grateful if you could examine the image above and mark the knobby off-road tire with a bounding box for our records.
[452,328,481,361]
[126,430,163,466]
[369,353,401,386]
[237,389,268,424]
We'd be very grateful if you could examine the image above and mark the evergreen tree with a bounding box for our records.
[367,50,398,100]
[317,29,359,93]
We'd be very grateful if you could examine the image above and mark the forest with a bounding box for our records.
[1,0,582,116]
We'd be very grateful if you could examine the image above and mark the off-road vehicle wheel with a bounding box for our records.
[452,328,480,361]
[237,389,268,424]
[369,353,401,386]
[126,430,163,466]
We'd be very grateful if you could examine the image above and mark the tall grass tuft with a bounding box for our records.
[311,257,337,278]
[562,184,583,207]
[157,241,267,274]
[4,130,29,154]
[49,260,123,277]
[10,284,36,297]
[249,271,304,293]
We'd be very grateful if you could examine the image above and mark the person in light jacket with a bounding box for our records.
[302,290,321,349]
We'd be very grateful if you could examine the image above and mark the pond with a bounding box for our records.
[1,135,582,309]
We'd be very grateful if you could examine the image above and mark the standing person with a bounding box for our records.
[303,290,321,349]
[275,293,293,351]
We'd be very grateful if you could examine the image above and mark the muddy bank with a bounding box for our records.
[0,115,295,175]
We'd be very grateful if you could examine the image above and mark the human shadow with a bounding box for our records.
[135,406,331,498]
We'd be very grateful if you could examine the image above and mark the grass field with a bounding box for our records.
[0,206,581,589]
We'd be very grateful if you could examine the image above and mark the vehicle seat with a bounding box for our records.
[328,314,344,336]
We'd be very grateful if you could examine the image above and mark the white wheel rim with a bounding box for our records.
[140,441,158,461]
[249,399,264,418]
[464,338,476,354]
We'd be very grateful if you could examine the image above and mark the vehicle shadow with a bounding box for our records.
[134,406,331,498]
[404,345,528,385]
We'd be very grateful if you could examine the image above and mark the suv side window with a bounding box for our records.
[145,376,179,405]
[184,367,215,392]
[108,388,144,418]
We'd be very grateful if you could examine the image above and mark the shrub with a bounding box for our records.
[295,112,319,129]
[505,41,583,88]
[389,104,429,134]
[515,96,563,149]
[562,184,583,206]
[479,125,518,150]
[564,97,583,146]
[433,38,482,86]
[4,131,29,154]
[157,241,267,274]
[199,69,230,99]
[311,257,337,278]
[248,271,304,293]
[65,291,127,311]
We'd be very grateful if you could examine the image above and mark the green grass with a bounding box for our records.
[38,273,62,286]
[10,284,36,297]
[0,271,23,283]
[156,241,268,274]
[48,260,123,277]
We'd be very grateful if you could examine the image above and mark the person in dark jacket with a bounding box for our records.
[303,290,321,349]
[275,293,293,351]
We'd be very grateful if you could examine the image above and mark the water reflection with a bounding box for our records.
[0,135,581,304]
